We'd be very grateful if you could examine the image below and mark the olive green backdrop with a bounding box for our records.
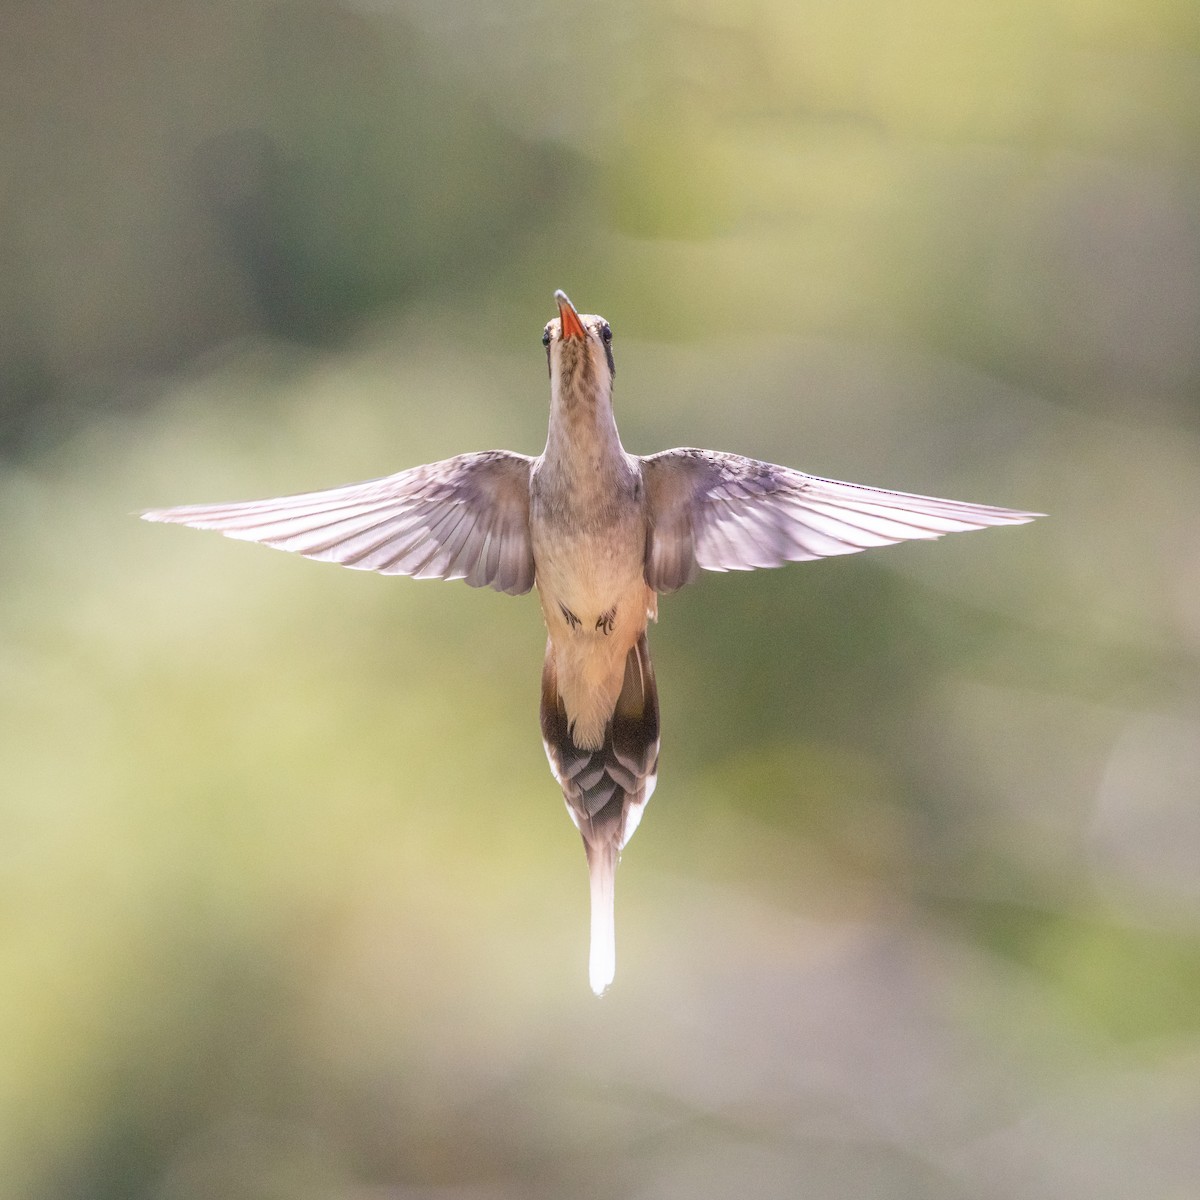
[3,2,1199,1197]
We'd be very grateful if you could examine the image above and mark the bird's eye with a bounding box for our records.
[601,324,613,344]
[542,328,552,347]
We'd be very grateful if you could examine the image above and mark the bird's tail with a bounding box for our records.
[541,632,660,995]
[585,840,618,996]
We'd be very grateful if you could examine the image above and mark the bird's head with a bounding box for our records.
[543,290,615,406]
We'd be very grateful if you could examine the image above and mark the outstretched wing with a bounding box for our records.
[641,448,1041,593]
[142,450,537,595]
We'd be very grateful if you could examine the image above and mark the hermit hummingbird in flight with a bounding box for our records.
[143,290,1039,994]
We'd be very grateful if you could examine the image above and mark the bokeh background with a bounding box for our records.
[4,1,1200,1197]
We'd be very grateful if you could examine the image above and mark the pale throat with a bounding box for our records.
[542,355,626,487]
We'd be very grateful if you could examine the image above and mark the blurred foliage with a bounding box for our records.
[3,0,1200,1197]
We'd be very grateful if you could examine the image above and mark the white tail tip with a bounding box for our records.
[588,851,616,996]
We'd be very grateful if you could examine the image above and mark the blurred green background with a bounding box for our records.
[4,1,1200,1197]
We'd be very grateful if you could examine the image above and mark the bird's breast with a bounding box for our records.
[530,445,650,634]
[531,510,647,627]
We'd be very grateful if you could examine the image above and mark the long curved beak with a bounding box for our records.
[555,290,586,341]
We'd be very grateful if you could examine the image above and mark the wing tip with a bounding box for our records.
[978,508,1045,527]
[139,505,218,526]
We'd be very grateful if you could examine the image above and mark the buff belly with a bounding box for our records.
[533,526,656,750]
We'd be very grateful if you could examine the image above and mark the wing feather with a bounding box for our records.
[642,448,1040,592]
[142,450,536,595]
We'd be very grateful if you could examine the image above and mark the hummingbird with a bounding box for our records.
[143,290,1039,994]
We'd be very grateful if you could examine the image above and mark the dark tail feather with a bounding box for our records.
[541,632,660,993]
